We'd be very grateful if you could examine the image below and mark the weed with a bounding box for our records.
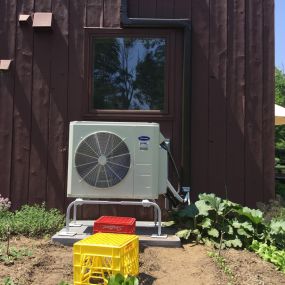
[57,281,71,285]
[208,251,235,285]
[108,273,139,285]
[0,243,32,265]
[2,277,15,285]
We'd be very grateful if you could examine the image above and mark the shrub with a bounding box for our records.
[11,204,64,237]
[0,204,64,240]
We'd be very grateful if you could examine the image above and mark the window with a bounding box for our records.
[85,29,172,115]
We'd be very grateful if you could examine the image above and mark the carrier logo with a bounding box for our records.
[138,136,150,141]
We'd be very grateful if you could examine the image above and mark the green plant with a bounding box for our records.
[250,240,285,273]
[0,212,13,240]
[0,204,65,240]
[57,282,71,285]
[172,193,266,249]
[0,243,32,265]
[12,204,64,237]
[108,273,139,285]
[208,251,235,284]
[267,219,285,249]
[2,277,15,285]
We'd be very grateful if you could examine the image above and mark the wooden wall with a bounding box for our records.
[0,0,274,213]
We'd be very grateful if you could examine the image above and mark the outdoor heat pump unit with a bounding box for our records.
[62,121,187,237]
[67,121,168,199]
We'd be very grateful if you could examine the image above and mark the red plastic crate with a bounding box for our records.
[93,216,136,234]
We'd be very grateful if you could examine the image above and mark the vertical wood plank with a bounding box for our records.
[128,0,139,18]
[0,0,17,200]
[46,0,69,211]
[68,0,85,122]
[86,0,103,27]
[262,0,275,202]
[245,0,263,206]
[208,0,227,199]
[138,0,156,18]
[174,0,191,19]
[103,0,120,27]
[226,0,246,204]
[156,0,174,18]
[10,0,34,208]
[190,0,210,200]
[68,0,87,217]
[28,0,52,204]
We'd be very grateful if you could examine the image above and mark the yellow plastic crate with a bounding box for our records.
[73,233,139,285]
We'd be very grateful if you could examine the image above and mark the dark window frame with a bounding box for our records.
[83,28,176,119]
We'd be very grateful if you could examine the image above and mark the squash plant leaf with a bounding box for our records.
[195,200,212,216]
[238,207,263,224]
[207,228,219,238]
[177,204,199,218]
[200,218,212,229]
[225,238,242,248]
[176,229,192,239]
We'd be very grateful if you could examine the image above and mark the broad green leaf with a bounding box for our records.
[198,193,223,212]
[232,220,254,232]
[176,229,191,239]
[223,199,241,209]
[195,200,212,216]
[207,228,219,238]
[162,221,176,227]
[237,228,251,238]
[126,276,139,285]
[177,204,199,218]
[222,224,233,235]
[240,221,254,232]
[238,207,263,224]
[225,238,242,248]
[232,220,242,229]
[200,218,212,229]
[114,273,124,284]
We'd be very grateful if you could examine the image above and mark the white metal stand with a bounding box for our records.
[60,198,167,238]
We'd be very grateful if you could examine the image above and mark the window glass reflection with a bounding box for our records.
[91,37,166,110]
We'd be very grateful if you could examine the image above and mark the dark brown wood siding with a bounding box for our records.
[0,0,275,214]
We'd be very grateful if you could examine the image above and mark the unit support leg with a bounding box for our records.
[60,199,167,238]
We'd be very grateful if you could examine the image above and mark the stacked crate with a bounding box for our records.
[93,216,136,234]
[73,217,138,285]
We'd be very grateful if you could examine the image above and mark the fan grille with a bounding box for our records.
[75,132,130,188]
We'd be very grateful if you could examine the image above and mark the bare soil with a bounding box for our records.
[0,237,284,285]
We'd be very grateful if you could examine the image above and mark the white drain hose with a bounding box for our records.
[167,180,185,204]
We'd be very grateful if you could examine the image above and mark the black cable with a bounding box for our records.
[160,141,181,185]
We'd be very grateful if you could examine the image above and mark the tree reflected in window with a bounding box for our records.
[91,37,166,110]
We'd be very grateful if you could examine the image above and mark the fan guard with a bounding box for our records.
[75,132,130,188]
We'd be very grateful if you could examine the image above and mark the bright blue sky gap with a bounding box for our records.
[275,0,285,70]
